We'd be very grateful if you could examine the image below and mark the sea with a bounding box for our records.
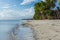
[0,20,35,40]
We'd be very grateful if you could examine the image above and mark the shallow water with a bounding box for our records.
[17,27,35,40]
[0,20,24,40]
[0,20,34,40]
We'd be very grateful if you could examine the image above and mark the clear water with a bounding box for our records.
[18,27,35,40]
[0,20,25,40]
[0,20,35,40]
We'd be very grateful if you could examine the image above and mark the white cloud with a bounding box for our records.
[0,2,34,20]
[0,2,16,9]
[42,0,45,2]
[20,0,35,5]
[0,9,21,20]
[0,7,34,20]
[20,7,34,19]
[0,2,10,9]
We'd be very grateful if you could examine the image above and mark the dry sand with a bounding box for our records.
[22,20,60,40]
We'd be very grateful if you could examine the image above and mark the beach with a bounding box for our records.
[0,20,60,40]
[22,20,60,40]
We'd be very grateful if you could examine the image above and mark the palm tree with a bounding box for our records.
[46,0,57,8]
[33,0,57,20]
[34,1,47,19]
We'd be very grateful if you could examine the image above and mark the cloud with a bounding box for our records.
[20,0,35,5]
[0,2,35,20]
[20,7,34,19]
[0,9,21,20]
[0,2,16,9]
[0,2,10,9]
[42,0,45,2]
[0,7,34,20]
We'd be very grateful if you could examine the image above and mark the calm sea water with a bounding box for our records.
[0,20,27,40]
[0,20,34,40]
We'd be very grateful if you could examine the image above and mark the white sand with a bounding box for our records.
[23,20,60,40]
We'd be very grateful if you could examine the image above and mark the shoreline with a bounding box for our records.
[22,20,60,40]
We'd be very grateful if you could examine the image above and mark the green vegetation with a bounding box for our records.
[58,0,60,2]
[33,0,60,20]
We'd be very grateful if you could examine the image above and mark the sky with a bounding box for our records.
[0,0,59,20]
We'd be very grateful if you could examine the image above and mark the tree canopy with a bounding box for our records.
[33,0,60,20]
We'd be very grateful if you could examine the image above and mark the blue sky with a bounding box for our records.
[0,0,59,20]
